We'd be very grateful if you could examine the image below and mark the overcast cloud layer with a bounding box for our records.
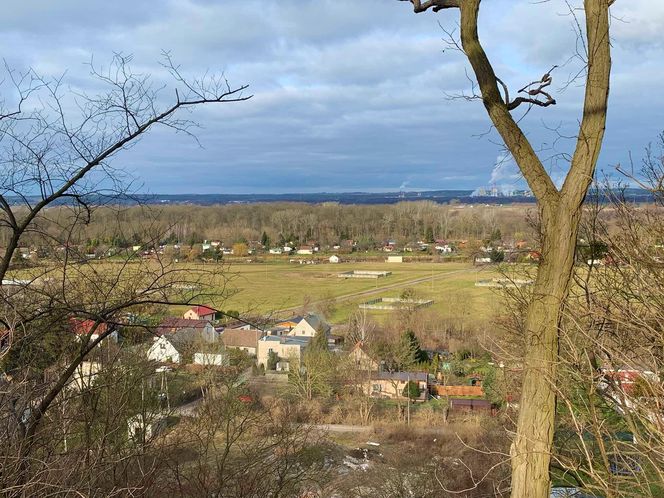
[1,0,661,194]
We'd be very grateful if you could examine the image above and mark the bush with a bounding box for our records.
[402,381,421,400]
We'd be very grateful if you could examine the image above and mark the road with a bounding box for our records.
[274,266,478,315]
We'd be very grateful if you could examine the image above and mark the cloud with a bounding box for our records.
[0,0,661,193]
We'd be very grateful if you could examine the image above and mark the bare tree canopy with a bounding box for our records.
[0,54,250,493]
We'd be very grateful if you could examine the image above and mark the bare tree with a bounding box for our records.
[398,1,612,495]
[551,147,664,497]
[0,54,250,494]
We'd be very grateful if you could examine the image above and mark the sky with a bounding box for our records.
[0,0,662,194]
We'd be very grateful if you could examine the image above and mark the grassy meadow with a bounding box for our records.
[211,260,502,325]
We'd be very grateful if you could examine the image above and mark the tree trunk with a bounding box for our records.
[510,201,583,497]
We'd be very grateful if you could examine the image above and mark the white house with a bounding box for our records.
[147,335,183,363]
[386,256,403,263]
[68,361,102,391]
[296,246,314,255]
[286,313,330,338]
[147,327,218,364]
[269,248,283,255]
[193,352,228,366]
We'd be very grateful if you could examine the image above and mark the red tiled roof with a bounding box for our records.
[70,318,109,336]
[190,305,216,316]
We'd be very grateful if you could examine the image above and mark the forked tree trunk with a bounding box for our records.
[509,201,583,497]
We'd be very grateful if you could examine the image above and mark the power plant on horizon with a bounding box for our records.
[471,183,533,198]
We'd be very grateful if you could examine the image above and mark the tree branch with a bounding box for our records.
[399,0,459,13]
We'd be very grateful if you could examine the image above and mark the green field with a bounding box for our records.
[212,260,501,325]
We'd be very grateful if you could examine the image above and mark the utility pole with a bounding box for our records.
[407,373,411,426]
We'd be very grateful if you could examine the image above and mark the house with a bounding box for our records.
[329,255,340,263]
[256,335,311,371]
[276,316,304,330]
[148,335,182,363]
[386,256,403,263]
[147,327,217,364]
[285,313,330,338]
[350,342,379,371]
[128,413,167,443]
[221,327,265,355]
[70,318,118,344]
[363,371,429,401]
[157,318,218,343]
[269,248,283,255]
[68,360,102,391]
[435,244,453,253]
[183,305,216,321]
[268,325,291,336]
[296,246,314,255]
[193,352,228,366]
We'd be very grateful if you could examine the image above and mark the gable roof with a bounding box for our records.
[70,318,109,336]
[160,328,207,352]
[221,328,264,348]
[277,315,303,327]
[157,318,211,335]
[189,305,216,317]
[300,313,330,333]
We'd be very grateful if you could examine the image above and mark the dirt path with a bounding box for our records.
[309,423,450,435]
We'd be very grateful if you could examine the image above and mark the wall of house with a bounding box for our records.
[225,345,256,356]
[257,341,302,368]
[365,379,427,398]
[147,337,181,363]
[287,321,316,337]
[193,352,227,366]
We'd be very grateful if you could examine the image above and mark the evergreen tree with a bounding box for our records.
[267,351,279,370]
[402,380,421,400]
[401,329,428,364]
[308,327,329,353]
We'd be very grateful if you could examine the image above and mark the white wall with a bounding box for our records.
[147,336,180,363]
[193,352,227,366]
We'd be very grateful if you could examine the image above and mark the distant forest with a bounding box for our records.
[7,202,543,251]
